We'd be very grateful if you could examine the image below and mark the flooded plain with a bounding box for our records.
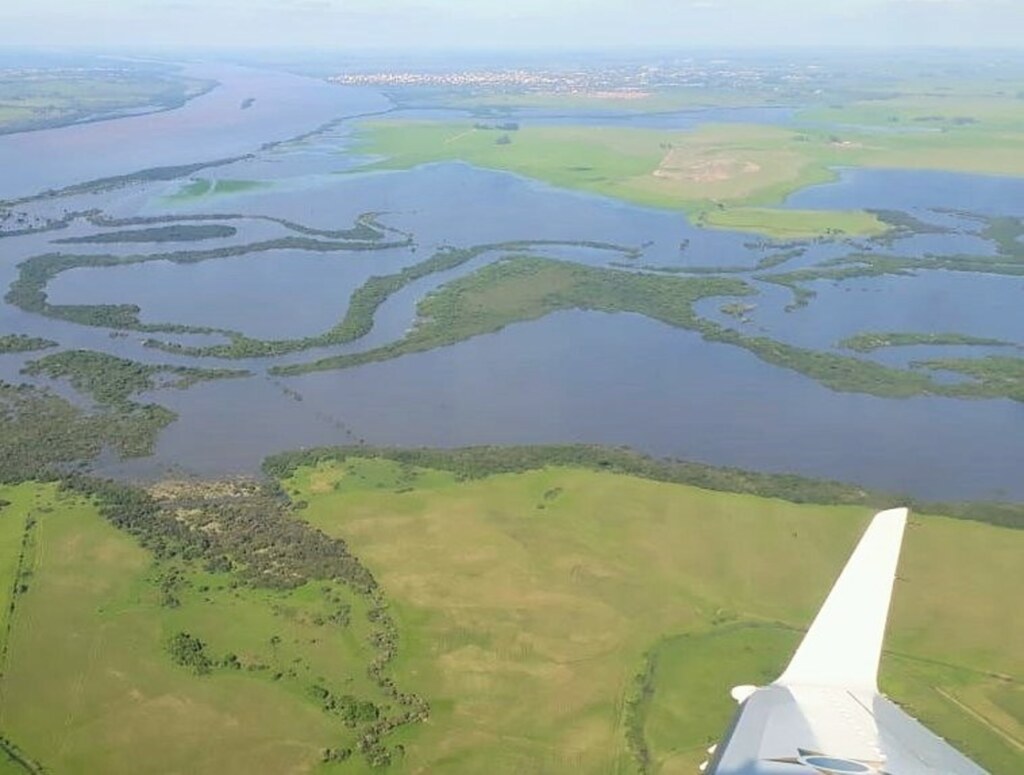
[2,62,1023,500]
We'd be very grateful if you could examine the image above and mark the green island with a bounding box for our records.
[5,223,409,334]
[11,350,248,463]
[145,239,636,359]
[22,350,250,409]
[980,215,1024,257]
[0,442,1018,773]
[841,332,1014,353]
[86,210,400,243]
[271,255,1024,405]
[165,178,273,201]
[2,204,391,247]
[719,302,755,322]
[0,380,172,469]
[53,224,238,245]
[746,215,1024,312]
[271,256,750,374]
[0,69,215,135]
[912,356,1024,403]
[633,247,806,276]
[0,335,56,355]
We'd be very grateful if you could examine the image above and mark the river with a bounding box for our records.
[1,61,1022,501]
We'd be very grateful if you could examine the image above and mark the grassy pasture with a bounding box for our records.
[799,93,1024,133]
[353,116,1024,238]
[355,120,840,216]
[0,482,393,775]
[700,207,886,239]
[286,458,1024,774]
[0,463,1019,773]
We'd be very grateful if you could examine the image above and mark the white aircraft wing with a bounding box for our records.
[704,508,989,775]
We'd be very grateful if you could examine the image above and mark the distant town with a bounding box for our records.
[327,60,828,94]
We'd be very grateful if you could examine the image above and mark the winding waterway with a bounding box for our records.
[2,61,1023,501]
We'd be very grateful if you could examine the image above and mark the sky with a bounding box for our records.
[1,0,1023,51]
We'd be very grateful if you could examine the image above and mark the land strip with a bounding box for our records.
[6,227,409,334]
[841,332,1015,353]
[146,239,637,359]
[272,255,1024,406]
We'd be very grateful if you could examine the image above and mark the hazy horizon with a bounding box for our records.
[2,0,1022,52]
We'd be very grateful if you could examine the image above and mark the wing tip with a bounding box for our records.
[775,507,910,690]
[875,506,909,524]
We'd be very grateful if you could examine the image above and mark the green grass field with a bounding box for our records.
[283,458,1023,774]
[798,93,1024,133]
[1,463,1020,773]
[700,207,887,239]
[352,116,1024,238]
[354,121,848,228]
[0,482,395,774]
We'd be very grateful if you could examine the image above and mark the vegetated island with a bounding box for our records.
[164,178,272,202]
[22,349,250,409]
[15,350,249,459]
[53,224,238,245]
[911,356,1024,402]
[4,216,411,335]
[271,255,749,374]
[0,334,57,354]
[0,379,172,466]
[270,254,1024,405]
[840,332,1014,353]
[145,239,638,359]
[746,213,1024,313]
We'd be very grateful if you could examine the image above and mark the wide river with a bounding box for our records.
[1,61,1022,502]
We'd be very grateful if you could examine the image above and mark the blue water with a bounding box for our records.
[2,62,1023,501]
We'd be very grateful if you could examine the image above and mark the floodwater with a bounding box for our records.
[2,61,1023,501]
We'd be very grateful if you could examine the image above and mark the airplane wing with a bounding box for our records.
[704,508,989,775]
